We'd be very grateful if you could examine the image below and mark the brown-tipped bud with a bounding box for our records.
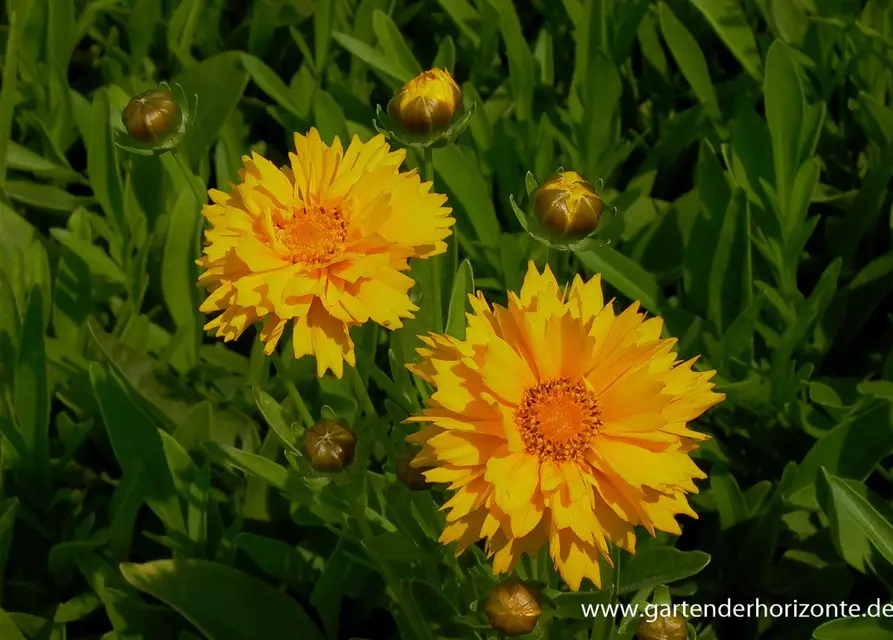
[396,447,429,490]
[483,579,542,637]
[636,613,688,640]
[387,68,462,135]
[302,419,357,473]
[534,171,603,241]
[122,88,183,143]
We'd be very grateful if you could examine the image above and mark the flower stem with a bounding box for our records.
[348,365,378,419]
[422,147,444,332]
[272,353,315,429]
[353,488,433,640]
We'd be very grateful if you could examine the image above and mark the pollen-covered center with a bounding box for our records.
[276,202,347,265]
[515,377,601,461]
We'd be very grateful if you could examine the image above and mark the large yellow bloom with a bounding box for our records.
[197,128,454,378]
[407,262,724,590]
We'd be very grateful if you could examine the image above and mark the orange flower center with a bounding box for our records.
[515,377,601,461]
[276,202,347,265]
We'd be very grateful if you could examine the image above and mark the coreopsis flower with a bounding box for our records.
[406,262,724,590]
[636,613,688,640]
[197,128,454,377]
[303,419,357,472]
[116,82,194,155]
[388,68,462,134]
[483,579,542,637]
[534,171,603,240]
[511,169,615,251]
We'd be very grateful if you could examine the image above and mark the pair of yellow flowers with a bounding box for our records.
[196,72,724,591]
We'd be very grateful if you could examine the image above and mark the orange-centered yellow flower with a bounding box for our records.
[406,262,724,590]
[388,68,463,134]
[197,128,454,378]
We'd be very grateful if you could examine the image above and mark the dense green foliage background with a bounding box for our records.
[2,0,893,638]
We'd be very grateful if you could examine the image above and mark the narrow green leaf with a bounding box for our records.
[658,3,719,117]
[0,608,26,640]
[689,0,763,81]
[90,363,186,537]
[312,90,349,145]
[764,40,804,222]
[372,10,422,77]
[573,245,664,313]
[314,0,334,74]
[487,0,535,122]
[434,0,480,47]
[3,180,92,212]
[88,88,125,237]
[433,145,501,249]
[175,52,251,166]
[240,53,306,118]
[445,260,473,339]
[160,186,199,370]
[15,288,50,495]
[331,31,413,84]
[121,559,325,640]
[813,616,893,639]
[711,466,747,529]
[50,228,127,284]
[253,388,301,454]
[818,469,893,570]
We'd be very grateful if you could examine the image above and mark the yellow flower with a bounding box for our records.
[406,262,724,590]
[197,128,455,378]
[534,171,603,241]
[387,68,463,134]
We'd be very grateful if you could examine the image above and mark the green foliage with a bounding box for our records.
[1,0,893,639]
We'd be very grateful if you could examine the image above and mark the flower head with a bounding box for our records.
[122,88,182,143]
[483,579,542,637]
[303,419,357,472]
[197,129,454,377]
[116,82,194,155]
[406,262,724,590]
[636,613,688,640]
[534,171,603,241]
[388,68,463,135]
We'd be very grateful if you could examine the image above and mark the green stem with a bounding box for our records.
[353,494,433,640]
[422,147,443,332]
[348,365,378,419]
[272,353,315,429]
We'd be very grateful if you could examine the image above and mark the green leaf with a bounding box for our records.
[487,0,535,122]
[764,40,804,224]
[813,616,893,639]
[0,498,18,602]
[710,466,747,529]
[88,88,126,237]
[240,53,306,119]
[433,145,501,249]
[235,533,320,589]
[331,31,413,85]
[50,228,126,284]
[253,388,301,454]
[5,141,80,181]
[312,90,349,145]
[788,403,893,508]
[573,245,665,313]
[3,180,92,212]
[372,10,422,77]
[817,469,893,570]
[0,608,26,640]
[313,0,334,74]
[689,0,763,81]
[618,548,710,594]
[121,559,325,640]
[175,52,251,166]
[658,3,719,117]
[160,187,199,371]
[202,441,289,492]
[435,0,480,47]
[445,259,473,339]
[90,363,186,538]
[15,288,50,495]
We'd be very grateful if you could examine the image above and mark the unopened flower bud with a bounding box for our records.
[534,171,603,241]
[122,88,183,143]
[302,419,356,472]
[483,579,542,637]
[388,68,462,135]
[397,447,429,490]
[636,613,688,640]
